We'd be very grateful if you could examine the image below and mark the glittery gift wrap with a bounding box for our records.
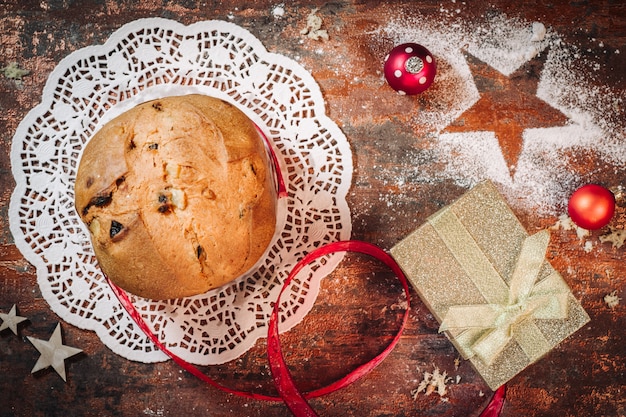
[391,180,590,390]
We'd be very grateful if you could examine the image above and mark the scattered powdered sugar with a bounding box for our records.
[550,213,591,239]
[271,3,285,19]
[372,10,626,215]
[530,21,547,43]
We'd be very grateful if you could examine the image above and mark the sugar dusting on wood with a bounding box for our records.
[373,9,626,217]
[271,4,285,19]
[550,214,593,253]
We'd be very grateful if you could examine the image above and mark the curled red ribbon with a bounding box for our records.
[479,385,507,417]
[255,123,288,198]
[107,242,506,416]
[106,239,412,411]
[267,240,412,416]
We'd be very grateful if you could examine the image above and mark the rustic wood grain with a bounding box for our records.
[1,1,624,416]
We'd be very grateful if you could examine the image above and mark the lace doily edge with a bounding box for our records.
[7,17,356,364]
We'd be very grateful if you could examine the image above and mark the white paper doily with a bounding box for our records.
[9,18,353,364]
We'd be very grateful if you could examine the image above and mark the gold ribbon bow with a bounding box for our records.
[430,209,570,366]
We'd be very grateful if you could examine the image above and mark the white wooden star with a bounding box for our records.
[0,304,28,335]
[27,323,83,382]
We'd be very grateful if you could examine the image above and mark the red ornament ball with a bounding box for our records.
[384,43,437,95]
[567,184,615,230]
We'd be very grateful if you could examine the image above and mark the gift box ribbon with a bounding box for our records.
[432,208,570,366]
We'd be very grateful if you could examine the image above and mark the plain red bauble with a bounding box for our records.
[567,184,615,230]
[384,43,437,95]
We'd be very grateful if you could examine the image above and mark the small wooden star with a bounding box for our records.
[27,323,83,382]
[0,304,28,335]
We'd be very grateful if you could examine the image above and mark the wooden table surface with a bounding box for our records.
[1,1,625,416]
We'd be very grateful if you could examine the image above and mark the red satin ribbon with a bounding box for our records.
[479,385,507,417]
[107,240,505,416]
[267,240,412,416]
[254,123,288,198]
[106,239,411,409]
[107,279,280,401]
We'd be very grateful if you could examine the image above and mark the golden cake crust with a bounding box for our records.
[75,95,277,299]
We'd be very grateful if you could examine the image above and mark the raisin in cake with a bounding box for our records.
[75,95,277,299]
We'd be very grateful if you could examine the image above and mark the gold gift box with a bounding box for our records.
[391,180,590,390]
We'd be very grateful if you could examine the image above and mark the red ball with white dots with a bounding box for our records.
[384,43,437,95]
[567,184,615,230]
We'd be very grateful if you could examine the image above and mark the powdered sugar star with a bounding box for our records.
[443,50,569,177]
